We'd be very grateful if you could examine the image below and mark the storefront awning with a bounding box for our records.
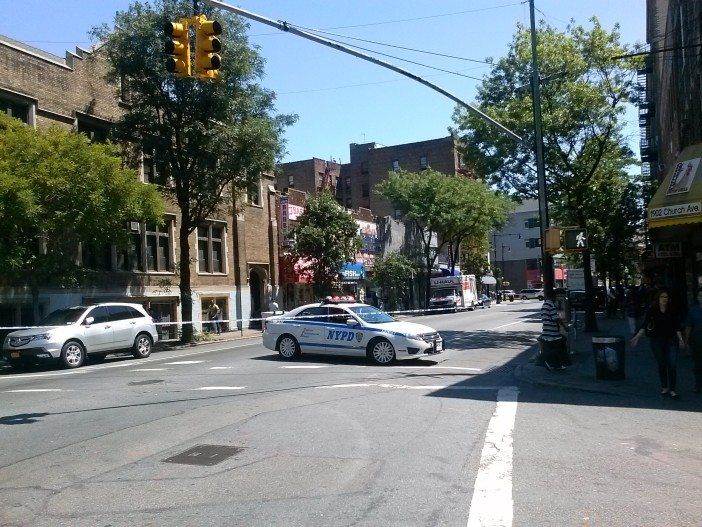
[647,144,702,228]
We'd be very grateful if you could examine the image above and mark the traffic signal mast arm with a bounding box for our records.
[202,0,522,143]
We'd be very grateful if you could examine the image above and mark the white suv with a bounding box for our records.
[3,303,159,370]
[519,289,544,301]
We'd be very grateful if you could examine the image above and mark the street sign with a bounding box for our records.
[567,269,585,290]
[563,228,588,251]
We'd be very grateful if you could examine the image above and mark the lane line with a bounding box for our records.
[0,342,256,380]
[466,386,519,527]
[391,366,482,372]
[164,360,205,365]
[280,365,329,369]
[193,386,247,391]
[4,388,68,393]
[316,383,500,391]
[209,366,235,370]
[489,321,524,330]
[130,368,169,372]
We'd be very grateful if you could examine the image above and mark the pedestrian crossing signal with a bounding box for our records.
[564,228,588,251]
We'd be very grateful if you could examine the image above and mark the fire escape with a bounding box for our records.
[637,55,657,179]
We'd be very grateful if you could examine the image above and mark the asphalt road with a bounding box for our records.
[1,302,700,526]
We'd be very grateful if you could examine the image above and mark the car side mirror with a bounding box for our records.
[84,316,95,326]
[346,318,359,327]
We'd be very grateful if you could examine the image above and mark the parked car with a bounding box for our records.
[478,294,492,308]
[501,289,516,301]
[2,303,158,370]
[262,296,443,365]
[520,288,544,301]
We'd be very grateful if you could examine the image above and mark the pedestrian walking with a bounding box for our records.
[624,286,641,336]
[208,300,221,334]
[630,289,685,399]
[540,290,568,371]
[684,290,702,393]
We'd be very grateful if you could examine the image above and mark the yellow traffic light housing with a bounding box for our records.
[194,15,222,79]
[164,19,191,78]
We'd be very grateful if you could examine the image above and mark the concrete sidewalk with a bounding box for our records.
[157,328,262,350]
[514,315,699,399]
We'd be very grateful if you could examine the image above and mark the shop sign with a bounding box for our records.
[340,262,365,280]
[667,157,701,195]
[279,196,290,246]
[654,242,682,258]
[288,204,304,220]
[649,202,702,220]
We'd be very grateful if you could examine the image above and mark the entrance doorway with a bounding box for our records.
[249,268,265,328]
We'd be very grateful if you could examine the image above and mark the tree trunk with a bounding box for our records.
[31,280,40,325]
[424,246,432,310]
[179,219,194,343]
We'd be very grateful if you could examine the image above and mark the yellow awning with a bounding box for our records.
[647,143,702,228]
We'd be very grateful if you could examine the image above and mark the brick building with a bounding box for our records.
[0,35,279,334]
[641,0,702,305]
[275,158,341,197]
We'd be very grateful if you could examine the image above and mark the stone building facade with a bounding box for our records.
[0,35,278,335]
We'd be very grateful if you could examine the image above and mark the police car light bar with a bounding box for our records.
[323,295,356,304]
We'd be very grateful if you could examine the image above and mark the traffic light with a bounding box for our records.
[544,227,562,252]
[194,15,222,79]
[164,19,191,78]
[563,228,588,251]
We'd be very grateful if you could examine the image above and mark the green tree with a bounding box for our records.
[376,169,510,308]
[291,192,362,298]
[0,113,163,320]
[92,0,295,341]
[370,252,414,311]
[452,18,642,330]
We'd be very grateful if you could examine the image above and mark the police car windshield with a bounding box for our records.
[349,306,394,324]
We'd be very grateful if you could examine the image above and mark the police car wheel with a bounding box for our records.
[368,338,395,365]
[277,334,300,359]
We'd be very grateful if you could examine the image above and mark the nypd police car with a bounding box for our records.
[262,297,443,365]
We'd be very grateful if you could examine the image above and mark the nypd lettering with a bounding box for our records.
[327,330,357,341]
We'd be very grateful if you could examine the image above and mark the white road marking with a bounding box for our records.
[210,366,235,370]
[392,366,482,372]
[4,388,67,393]
[317,383,500,391]
[466,386,519,527]
[0,343,254,380]
[193,386,247,391]
[164,360,205,365]
[489,321,524,330]
[130,368,169,372]
[280,365,329,369]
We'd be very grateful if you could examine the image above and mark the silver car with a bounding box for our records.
[3,303,159,370]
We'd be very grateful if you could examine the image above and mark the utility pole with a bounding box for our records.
[529,0,554,297]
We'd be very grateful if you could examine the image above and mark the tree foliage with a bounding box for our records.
[452,18,643,329]
[371,252,414,311]
[291,192,362,298]
[376,169,511,307]
[93,0,295,340]
[0,113,163,318]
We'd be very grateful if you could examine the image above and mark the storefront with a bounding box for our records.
[646,144,702,307]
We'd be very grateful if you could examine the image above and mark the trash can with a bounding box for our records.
[592,336,625,380]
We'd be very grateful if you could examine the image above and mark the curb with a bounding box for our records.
[155,333,261,351]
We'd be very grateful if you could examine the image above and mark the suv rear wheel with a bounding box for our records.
[132,333,153,359]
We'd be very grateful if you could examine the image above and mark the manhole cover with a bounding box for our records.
[163,445,243,466]
[128,379,164,386]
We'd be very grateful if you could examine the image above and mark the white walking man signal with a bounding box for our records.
[576,231,586,248]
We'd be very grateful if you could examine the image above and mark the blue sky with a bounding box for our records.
[0,1,646,164]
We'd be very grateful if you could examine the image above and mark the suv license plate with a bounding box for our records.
[10,352,20,358]
[434,341,443,352]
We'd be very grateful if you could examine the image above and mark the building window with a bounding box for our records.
[118,229,143,271]
[345,176,351,189]
[288,174,294,187]
[524,217,541,229]
[526,238,541,249]
[0,98,30,124]
[361,182,369,198]
[81,242,111,270]
[526,258,539,270]
[77,119,109,143]
[198,224,225,273]
[145,222,172,272]
[420,156,428,170]
[142,150,166,184]
[392,160,400,172]
[247,176,261,206]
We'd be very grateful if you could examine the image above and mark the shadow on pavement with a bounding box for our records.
[0,412,49,425]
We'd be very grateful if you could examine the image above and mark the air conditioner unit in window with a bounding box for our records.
[129,222,141,233]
